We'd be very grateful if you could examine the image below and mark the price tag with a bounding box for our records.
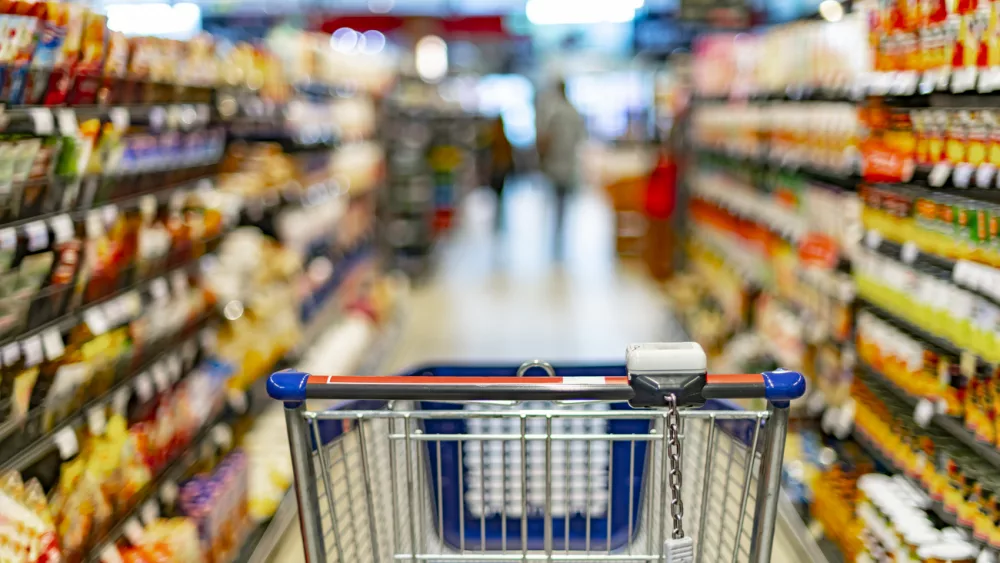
[919,70,938,94]
[85,210,103,238]
[954,163,974,188]
[56,109,77,136]
[821,405,839,435]
[170,270,189,296]
[102,204,118,225]
[123,517,144,545]
[892,70,919,95]
[87,405,107,435]
[112,385,131,415]
[227,388,248,414]
[929,162,953,187]
[124,291,142,319]
[806,389,827,416]
[21,335,43,367]
[53,427,78,459]
[952,66,978,92]
[833,398,856,439]
[150,277,169,302]
[181,339,198,366]
[29,108,54,135]
[211,423,233,449]
[807,519,825,540]
[977,163,996,188]
[0,227,14,251]
[84,307,109,335]
[49,214,74,244]
[961,350,977,377]
[900,241,919,264]
[954,260,973,286]
[42,328,65,361]
[149,106,167,130]
[24,221,48,252]
[151,364,169,392]
[199,327,218,351]
[167,105,182,129]
[2,342,20,366]
[937,399,949,416]
[100,547,124,563]
[134,372,154,402]
[166,354,182,382]
[865,230,882,249]
[160,481,179,505]
[914,398,935,428]
[109,107,130,131]
[102,300,123,328]
[140,500,160,525]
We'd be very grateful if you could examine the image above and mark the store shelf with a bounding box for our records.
[851,430,991,549]
[694,88,864,104]
[856,300,990,370]
[857,363,1000,471]
[0,171,218,232]
[0,312,215,473]
[0,239,222,354]
[0,103,216,135]
[84,405,231,562]
[863,228,1000,307]
[697,148,860,191]
[234,308,405,563]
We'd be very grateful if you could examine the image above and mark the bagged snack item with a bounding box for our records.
[0,471,61,563]
[101,30,128,104]
[2,0,46,105]
[22,0,66,104]
[140,518,203,563]
[65,10,104,105]
[41,2,84,106]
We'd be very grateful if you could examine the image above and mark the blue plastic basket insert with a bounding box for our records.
[411,364,652,552]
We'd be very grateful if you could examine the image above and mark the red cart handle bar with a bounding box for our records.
[267,370,805,407]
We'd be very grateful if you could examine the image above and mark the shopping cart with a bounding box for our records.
[267,343,805,563]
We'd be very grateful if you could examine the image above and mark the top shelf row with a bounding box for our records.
[696,79,1000,108]
[0,93,346,138]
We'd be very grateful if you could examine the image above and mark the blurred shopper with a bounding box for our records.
[537,80,586,255]
[643,142,678,280]
[489,114,514,231]
[643,85,689,280]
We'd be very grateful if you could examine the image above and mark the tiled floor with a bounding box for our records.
[271,180,799,561]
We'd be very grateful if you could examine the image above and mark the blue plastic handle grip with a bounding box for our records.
[761,370,807,402]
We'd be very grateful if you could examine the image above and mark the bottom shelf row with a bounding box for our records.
[0,297,403,563]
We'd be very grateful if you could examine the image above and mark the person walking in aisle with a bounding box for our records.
[488,114,514,232]
[537,80,586,258]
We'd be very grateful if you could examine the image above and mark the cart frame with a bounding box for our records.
[268,361,804,563]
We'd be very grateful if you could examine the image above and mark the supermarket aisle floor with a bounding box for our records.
[385,181,670,367]
[272,181,799,562]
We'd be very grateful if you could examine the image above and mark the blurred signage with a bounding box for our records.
[677,0,750,27]
[315,15,515,38]
[632,13,696,55]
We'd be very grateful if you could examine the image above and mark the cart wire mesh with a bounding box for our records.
[295,398,769,563]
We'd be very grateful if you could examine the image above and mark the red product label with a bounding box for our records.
[862,143,916,183]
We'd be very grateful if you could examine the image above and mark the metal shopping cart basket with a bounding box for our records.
[267,343,805,563]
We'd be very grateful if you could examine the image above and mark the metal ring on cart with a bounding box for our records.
[515,359,556,378]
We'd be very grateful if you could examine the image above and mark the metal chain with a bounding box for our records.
[665,394,684,539]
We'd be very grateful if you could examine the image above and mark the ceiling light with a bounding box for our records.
[415,35,448,83]
[818,0,844,22]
